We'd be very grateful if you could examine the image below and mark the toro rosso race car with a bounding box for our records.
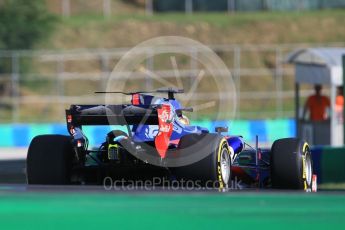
[27,88,315,190]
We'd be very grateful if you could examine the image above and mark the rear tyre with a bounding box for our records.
[174,134,231,189]
[271,138,313,190]
[27,135,74,185]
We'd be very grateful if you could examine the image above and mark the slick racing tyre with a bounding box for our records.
[174,134,231,189]
[271,138,313,190]
[27,135,74,185]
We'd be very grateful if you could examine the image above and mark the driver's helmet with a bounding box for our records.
[179,114,190,125]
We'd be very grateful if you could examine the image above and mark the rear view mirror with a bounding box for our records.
[215,127,228,133]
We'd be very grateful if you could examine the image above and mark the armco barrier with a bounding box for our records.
[0,119,296,147]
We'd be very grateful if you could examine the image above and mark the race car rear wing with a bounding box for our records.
[66,103,175,158]
[65,104,159,127]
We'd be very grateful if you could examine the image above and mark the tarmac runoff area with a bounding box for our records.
[0,148,27,183]
[0,148,345,230]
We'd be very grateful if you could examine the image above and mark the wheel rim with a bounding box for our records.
[220,147,231,184]
[305,152,312,186]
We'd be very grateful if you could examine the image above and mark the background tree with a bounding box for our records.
[0,0,56,96]
[0,0,55,50]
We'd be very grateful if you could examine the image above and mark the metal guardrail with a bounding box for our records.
[0,42,344,122]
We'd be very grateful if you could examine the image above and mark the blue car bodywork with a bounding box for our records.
[66,92,271,188]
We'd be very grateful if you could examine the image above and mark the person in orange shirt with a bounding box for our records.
[303,84,330,121]
[335,86,344,123]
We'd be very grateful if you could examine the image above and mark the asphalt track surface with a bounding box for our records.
[1,155,345,229]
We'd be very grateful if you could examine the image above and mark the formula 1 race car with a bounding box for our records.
[27,88,314,190]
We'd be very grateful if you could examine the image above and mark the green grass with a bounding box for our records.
[39,8,345,49]
[0,105,13,123]
[60,9,345,28]
[0,192,344,229]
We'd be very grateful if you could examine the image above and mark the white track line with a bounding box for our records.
[0,148,27,160]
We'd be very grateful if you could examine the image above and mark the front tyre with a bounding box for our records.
[271,138,313,190]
